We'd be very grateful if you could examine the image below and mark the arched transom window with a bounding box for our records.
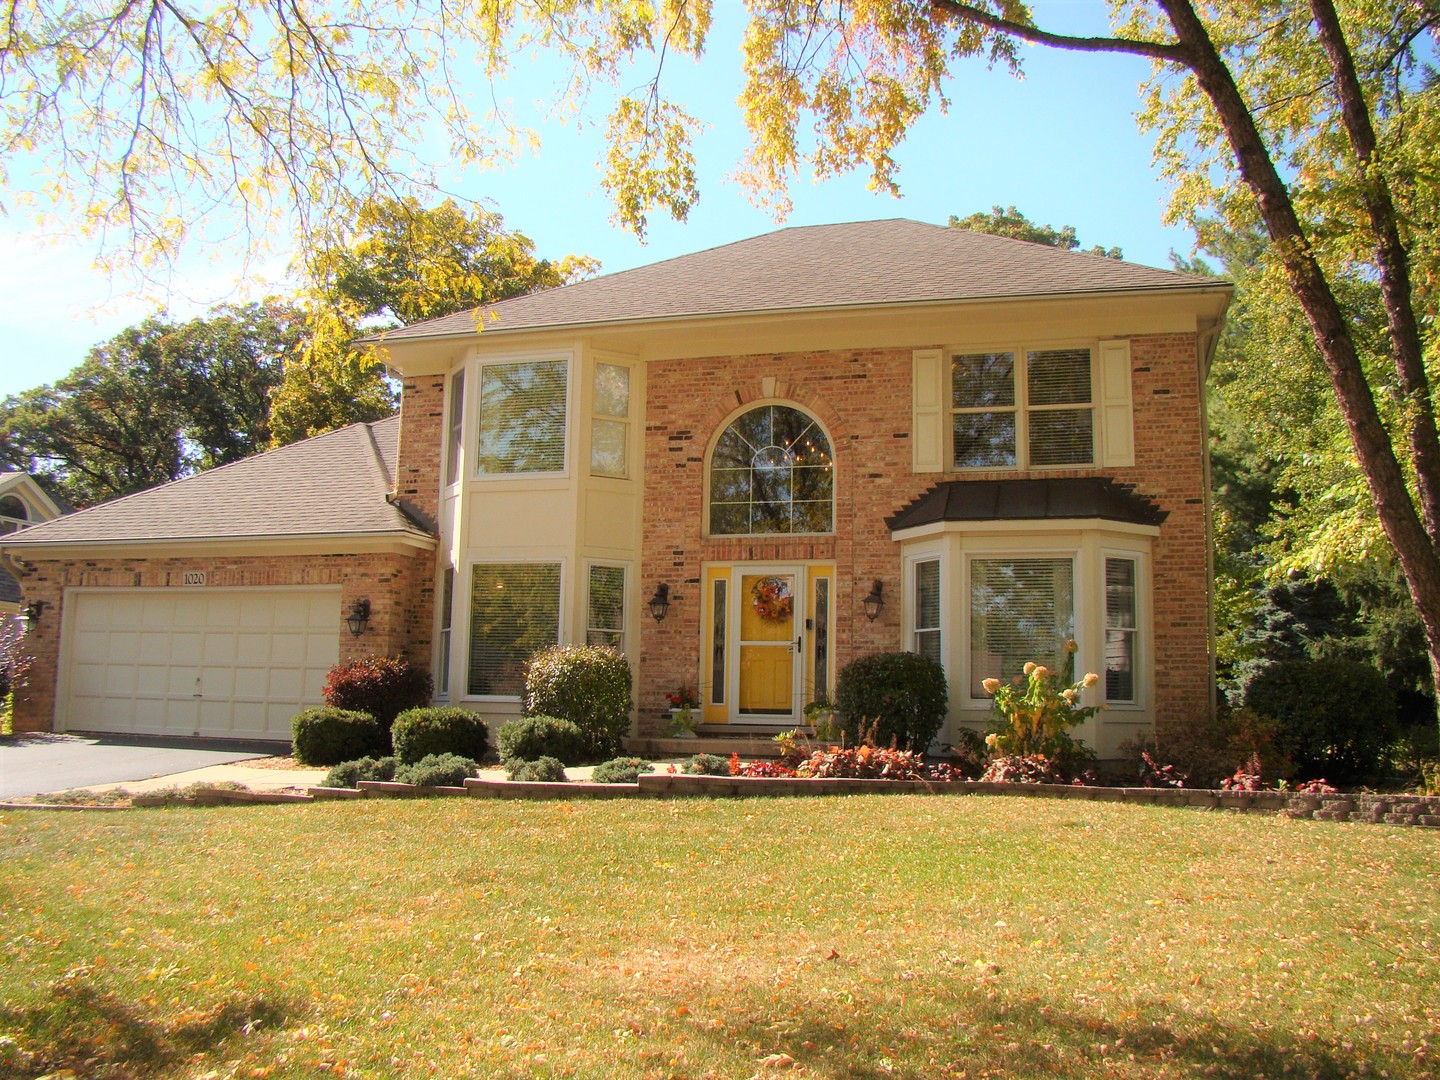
[709,405,834,535]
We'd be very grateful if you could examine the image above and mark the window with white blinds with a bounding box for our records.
[436,567,454,698]
[913,559,942,666]
[475,359,568,474]
[445,370,465,485]
[969,557,1075,697]
[952,346,1093,468]
[591,363,630,477]
[467,563,561,697]
[586,564,626,651]
[1105,557,1138,702]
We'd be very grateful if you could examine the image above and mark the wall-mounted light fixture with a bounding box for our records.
[862,580,884,622]
[20,599,46,629]
[648,583,671,622]
[345,598,371,637]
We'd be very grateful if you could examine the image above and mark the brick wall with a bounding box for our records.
[396,373,447,526]
[636,334,1211,742]
[9,550,432,733]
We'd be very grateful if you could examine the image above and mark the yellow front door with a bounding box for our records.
[738,571,797,716]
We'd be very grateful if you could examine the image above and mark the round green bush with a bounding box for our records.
[391,705,489,765]
[505,756,569,782]
[393,753,479,788]
[524,645,633,757]
[1243,657,1396,783]
[590,756,654,784]
[834,651,949,751]
[681,753,731,776]
[321,755,398,789]
[496,715,588,766]
[291,707,384,766]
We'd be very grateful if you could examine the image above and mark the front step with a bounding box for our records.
[625,734,788,759]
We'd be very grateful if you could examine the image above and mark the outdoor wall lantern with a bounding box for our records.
[648,583,671,622]
[20,599,46,628]
[862,580,884,622]
[345,598,371,637]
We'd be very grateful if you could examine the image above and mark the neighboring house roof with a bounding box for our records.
[371,218,1230,344]
[1,471,66,603]
[887,478,1170,533]
[0,416,428,548]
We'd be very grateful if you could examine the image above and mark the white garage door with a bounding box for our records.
[62,588,342,741]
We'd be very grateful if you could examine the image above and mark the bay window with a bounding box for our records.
[475,358,568,475]
[969,557,1075,697]
[467,563,561,697]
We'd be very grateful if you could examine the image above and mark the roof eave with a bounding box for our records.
[0,528,437,559]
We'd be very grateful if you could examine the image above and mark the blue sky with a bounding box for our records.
[0,3,1200,399]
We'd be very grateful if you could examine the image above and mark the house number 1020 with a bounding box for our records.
[182,571,207,586]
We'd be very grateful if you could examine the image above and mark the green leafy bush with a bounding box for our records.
[1244,657,1396,783]
[393,753,479,788]
[524,645,633,757]
[321,755,398,789]
[590,756,653,784]
[834,652,948,751]
[980,651,1099,774]
[391,706,489,765]
[291,707,384,766]
[505,756,569,782]
[680,753,730,776]
[496,715,588,766]
[323,655,433,740]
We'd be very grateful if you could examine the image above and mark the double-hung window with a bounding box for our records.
[1105,557,1139,702]
[591,363,630,477]
[586,564,626,651]
[969,557,1075,697]
[475,358,568,475]
[444,370,465,485]
[467,563,561,697]
[912,559,942,666]
[952,347,1094,468]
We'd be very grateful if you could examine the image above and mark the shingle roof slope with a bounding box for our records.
[378,219,1227,343]
[0,416,423,547]
[886,478,1169,532]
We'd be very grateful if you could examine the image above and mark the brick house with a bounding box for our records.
[0,220,1230,757]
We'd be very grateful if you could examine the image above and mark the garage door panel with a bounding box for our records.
[64,589,343,740]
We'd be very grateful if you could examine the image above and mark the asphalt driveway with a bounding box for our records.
[0,732,289,799]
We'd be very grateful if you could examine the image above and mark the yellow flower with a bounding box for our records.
[1033,666,1050,680]
[1023,662,1036,676]
[981,677,1002,695]
[1082,672,1100,688]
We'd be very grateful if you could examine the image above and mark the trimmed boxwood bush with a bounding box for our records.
[524,645,632,757]
[681,753,731,776]
[590,756,653,784]
[1243,657,1396,783]
[393,753,479,788]
[323,656,433,741]
[505,756,568,782]
[322,755,398,789]
[834,651,949,751]
[291,707,383,766]
[496,715,588,766]
[391,706,489,765]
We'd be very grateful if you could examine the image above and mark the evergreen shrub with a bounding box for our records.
[291,707,383,766]
[524,645,632,757]
[505,756,568,782]
[393,753,479,787]
[590,757,653,784]
[834,652,948,751]
[496,715,588,766]
[391,706,488,764]
[322,755,398,789]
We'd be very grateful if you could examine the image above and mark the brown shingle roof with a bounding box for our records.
[373,218,1228,344]
[0,416,427,548]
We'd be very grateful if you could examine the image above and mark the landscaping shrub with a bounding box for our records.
[794,744,930,779]
[322,755,398,789]
[1243,657,1396,783]
[323,656,433,740]
[679,753,730,776]
[1123,706,1288,789]
[834,651,948,751]
[524,645,632,757]
[291,707,384,766]
[505,756,568,782]
[496,715,588,766]
[590,756,653,784]
[393,753,479,788]
[391,706,489,765]
[979,754,1071,785]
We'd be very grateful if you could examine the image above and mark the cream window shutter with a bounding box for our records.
[1098,340,1134,468]
[912,349,945,472]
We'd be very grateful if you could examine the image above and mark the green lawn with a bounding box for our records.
[1,797,1435,1079]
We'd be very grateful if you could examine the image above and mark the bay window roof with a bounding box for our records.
[887,478,1169,533]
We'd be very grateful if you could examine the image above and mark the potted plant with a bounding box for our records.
[668,686,700,737]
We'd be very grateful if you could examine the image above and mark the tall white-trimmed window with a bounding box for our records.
[913,559,942,667]
[591,363,630,477]
[586,564,626,651]
[952,347,1093,468]
[445,370,465,485]
[1105,557,1139,702]
[970,557,1075,697]
[436,568,454,698]
[467,563,561,697]
[476,358,568,475]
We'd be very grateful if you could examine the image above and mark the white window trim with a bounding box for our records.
[461,558,567,703]
[434,565,455,701]
[583,560,629,655]
[589,355,634,480]
[949,343,1097,471]
[443,367,467,491]
[903,545,946,668]
[1100,547,1149,712]
[472,351,574,481]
